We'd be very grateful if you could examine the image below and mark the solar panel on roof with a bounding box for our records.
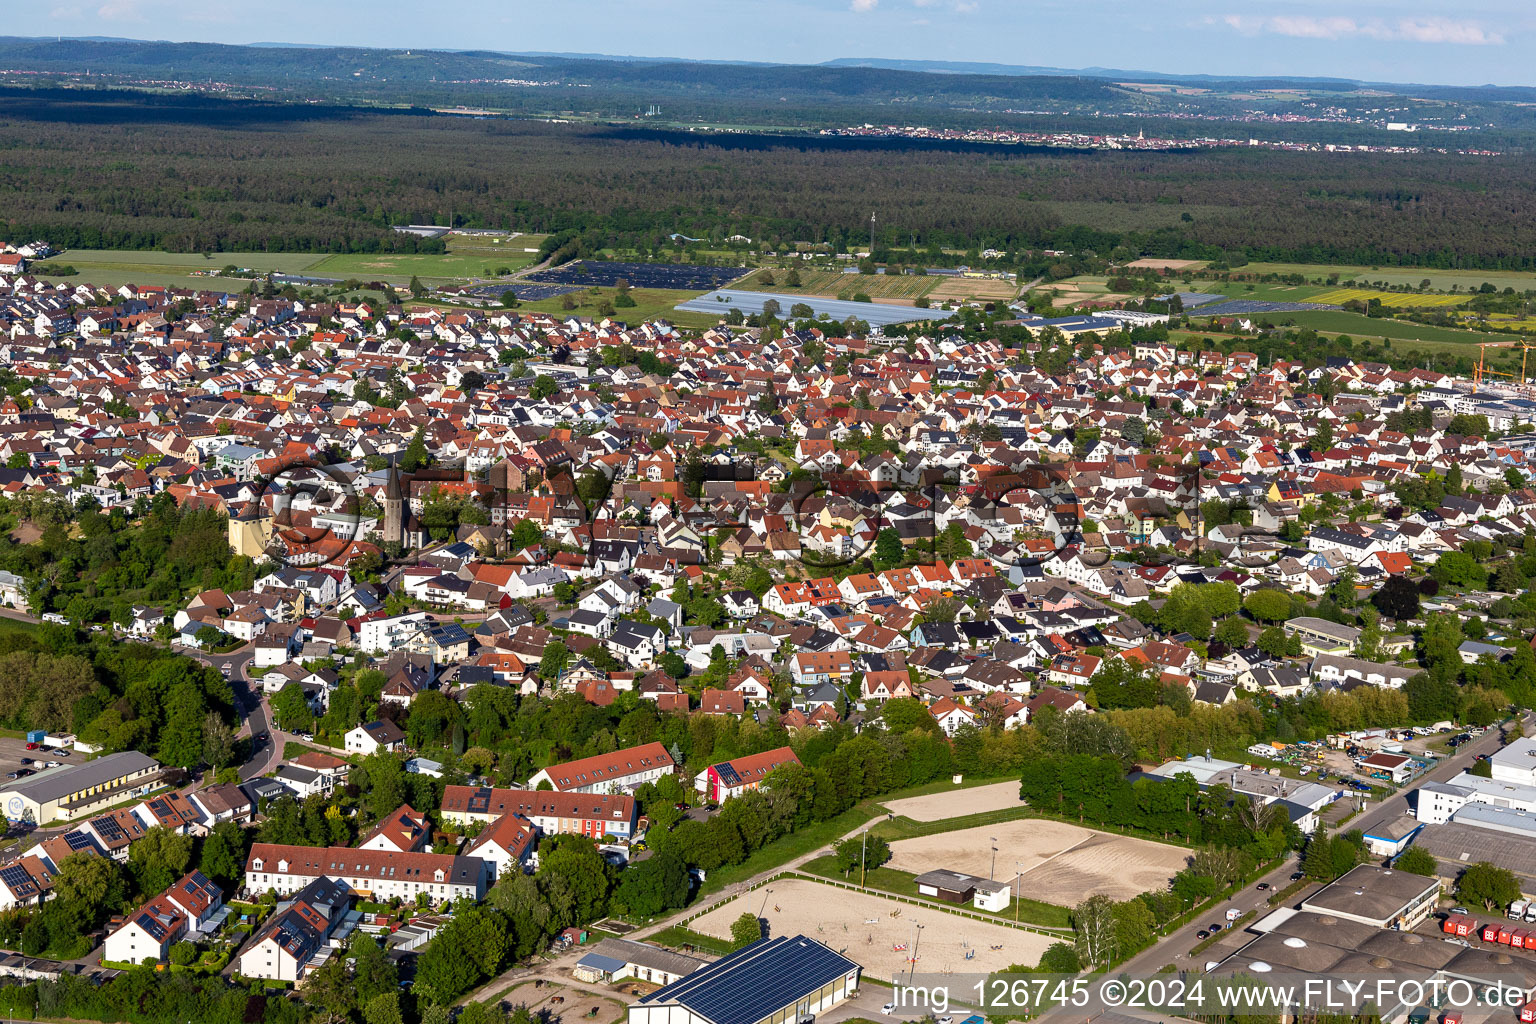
[643,936,856,1024]
[0,865,32,892]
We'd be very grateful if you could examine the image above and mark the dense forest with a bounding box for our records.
[4,98,1536,266]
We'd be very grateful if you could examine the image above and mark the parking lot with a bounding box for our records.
[0,735,69,785]
[525,260,750,290]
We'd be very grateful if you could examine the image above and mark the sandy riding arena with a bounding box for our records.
[688,878,1055,972]
[882,782,1023,822]
[887,819,1190,905]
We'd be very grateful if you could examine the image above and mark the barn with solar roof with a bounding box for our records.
[630,935,859,1024]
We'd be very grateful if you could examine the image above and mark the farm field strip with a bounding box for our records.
[1310,288,1466,307]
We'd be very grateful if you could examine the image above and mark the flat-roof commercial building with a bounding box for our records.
[631,935,859,1024]
[0,751,162,824]
[1299,864,1440,930]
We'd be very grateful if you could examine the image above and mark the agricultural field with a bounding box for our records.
[686,877,1054,972]
[1194,280,1335,304]
[887,818,1190,905]
[32,249,326,291]
[735,267,937,301]
[1127,258,1208,271]
[1309,288,1466,308]
[32,234,549,292]
[1282,309,1525,346]
[514,285,722,330]
[1230,262,1536,294]
[926,276,1020,303]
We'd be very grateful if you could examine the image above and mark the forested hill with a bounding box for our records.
[0,37,1130,115]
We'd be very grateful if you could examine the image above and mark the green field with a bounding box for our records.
[1199,280,1335,303]
[308,234,546,284]
[735,266,935,301]
[492,285,721,330]
[1230,262,1536,293]
[30,233,550,292]
[1281,309,1522,345]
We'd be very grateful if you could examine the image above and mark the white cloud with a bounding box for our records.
[850,0,878,11]
[1219,13,1503,45]
[95,0,141,19]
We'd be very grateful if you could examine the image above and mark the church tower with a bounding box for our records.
[383,467,405,549]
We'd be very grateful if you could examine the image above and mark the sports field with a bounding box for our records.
[307,234,546,283]
[1309,288,1465,308]
[687,878,1054,972]
[887,818,1189,905]
[882,782,1022,822]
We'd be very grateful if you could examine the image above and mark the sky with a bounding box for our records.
[21,0,1536,88]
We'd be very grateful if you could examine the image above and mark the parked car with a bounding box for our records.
[1196,930,1210,939]
[881,1005,898,1016]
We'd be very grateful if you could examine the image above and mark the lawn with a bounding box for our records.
[648,925,735,955]
[798,855,1072,929]
[0,617,39,641]
[308,234,545,284]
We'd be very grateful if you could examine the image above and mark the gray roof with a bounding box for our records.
[639,935,859,1024]
[583,938,705,978]
[0,751,158,805]
[1299,864,1440,925]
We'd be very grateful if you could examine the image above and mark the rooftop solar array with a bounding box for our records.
[641,935,857,1024]
[715,763,742,788]
[62,831,95,852]
[675,290,953,328]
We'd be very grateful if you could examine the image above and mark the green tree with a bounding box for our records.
[874,528,903,566]
[530,374,558,401]
[1457,861,1520,912]
[128,827,195,899]
[538,641,570,681]
[1393,846,1438,876]
[198,820,245,889]
[1243,589,1291,624]
[730,911,762,949]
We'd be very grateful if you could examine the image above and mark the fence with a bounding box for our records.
[672,869,1070,942]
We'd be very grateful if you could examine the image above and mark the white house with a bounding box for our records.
[344,719,406,756]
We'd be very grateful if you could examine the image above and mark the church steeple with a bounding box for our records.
[383,467,404,548]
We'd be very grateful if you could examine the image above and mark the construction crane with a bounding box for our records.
[1473,340,1536,392]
